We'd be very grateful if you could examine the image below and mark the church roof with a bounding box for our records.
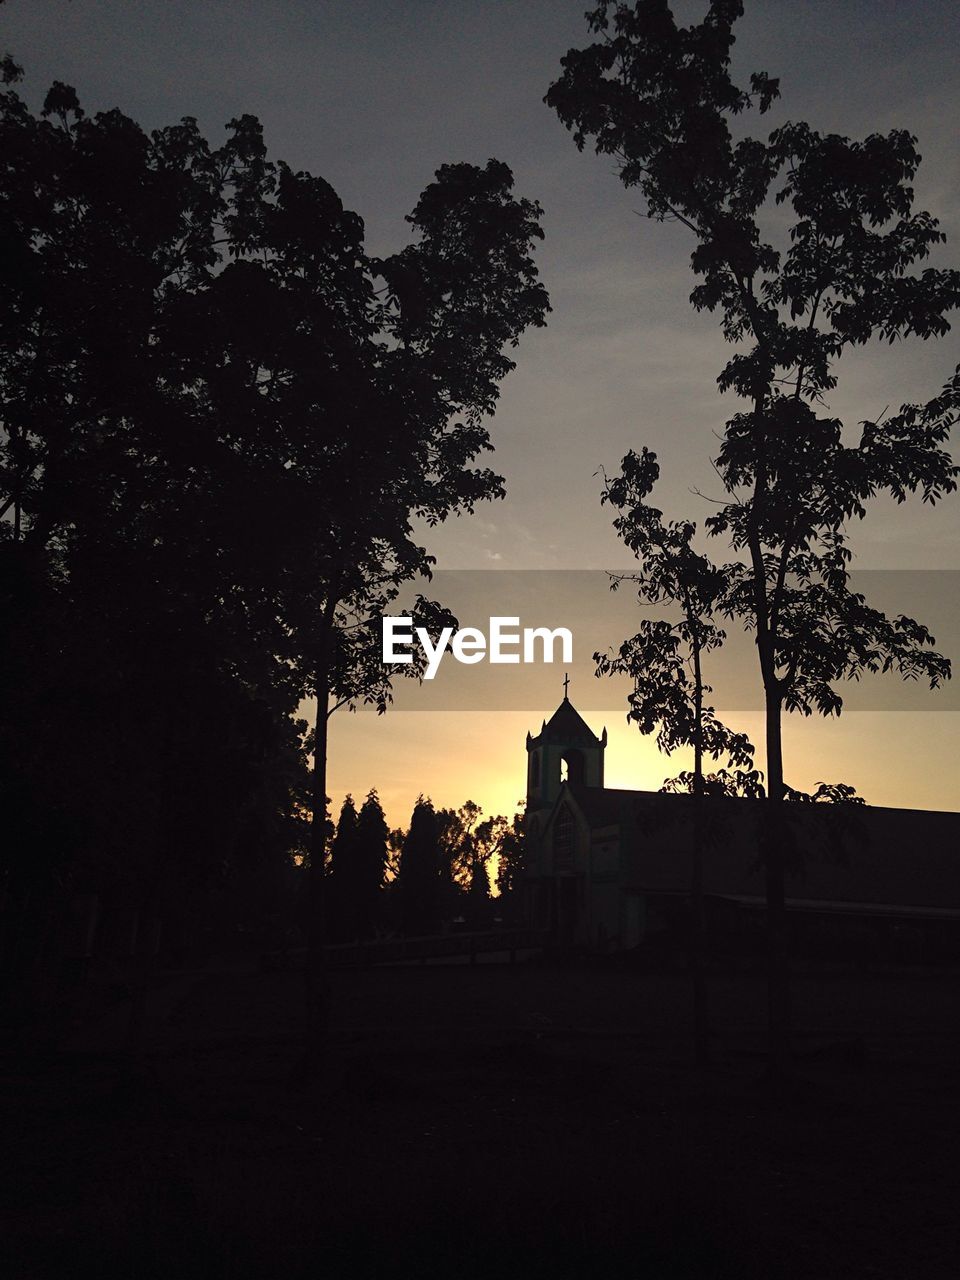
[557,784,960,911]
[541,696,601,744]
[564,785,648,826]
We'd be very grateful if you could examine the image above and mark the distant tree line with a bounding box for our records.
[326,794,526,943]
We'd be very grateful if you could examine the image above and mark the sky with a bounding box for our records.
[5,0,960,826]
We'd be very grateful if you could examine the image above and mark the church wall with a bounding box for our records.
[621,893,645,949]
[585,882,623,949]
[589,829,620,882]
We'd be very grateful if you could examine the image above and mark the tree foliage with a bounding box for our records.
[549,0,958,1073]
[549,2,958,755]
[0,57,548,1036]
[397,798,442,938]
[596,446,759,794]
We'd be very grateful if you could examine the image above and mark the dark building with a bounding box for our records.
[523,693,960,960]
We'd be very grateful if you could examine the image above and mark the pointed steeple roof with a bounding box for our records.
[542,694,601,744]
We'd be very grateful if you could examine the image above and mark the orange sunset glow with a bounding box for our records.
[326,705,960,832]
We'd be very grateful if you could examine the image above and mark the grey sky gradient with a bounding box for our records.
[5,0,959,818]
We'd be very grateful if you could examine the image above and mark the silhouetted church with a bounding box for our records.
[523,691,960,960]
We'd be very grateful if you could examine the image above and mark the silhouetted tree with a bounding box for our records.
[385,828,405,883]
[436,801,481,892]
[435,799,504,927]
[0,63,315,1044]
[495,808,527,924]
[354,790,389,939]
[466,815,502,929]
[327,797,359,943]
[0,61,549,1057]
[397,798,441,937]
[212,155,552,1046]
[595,446,758,1064]
[328,791,387,941]
[549,0,959,1078]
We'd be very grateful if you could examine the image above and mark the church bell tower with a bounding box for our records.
[526,676,606,813]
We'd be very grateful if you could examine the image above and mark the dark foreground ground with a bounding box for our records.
[3,956,959,1279]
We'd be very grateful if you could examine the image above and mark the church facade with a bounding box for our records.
[522,693,960,959]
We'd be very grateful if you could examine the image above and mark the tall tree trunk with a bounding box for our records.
[304,658,331,1067]
[749,504,794,1083]
[763,683,791,1081]
[122,698,173,1087]
[691,638,708,1067]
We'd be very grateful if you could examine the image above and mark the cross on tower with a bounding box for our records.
[563,672,570,699]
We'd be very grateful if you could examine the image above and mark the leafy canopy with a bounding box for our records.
[549,1,959,732]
